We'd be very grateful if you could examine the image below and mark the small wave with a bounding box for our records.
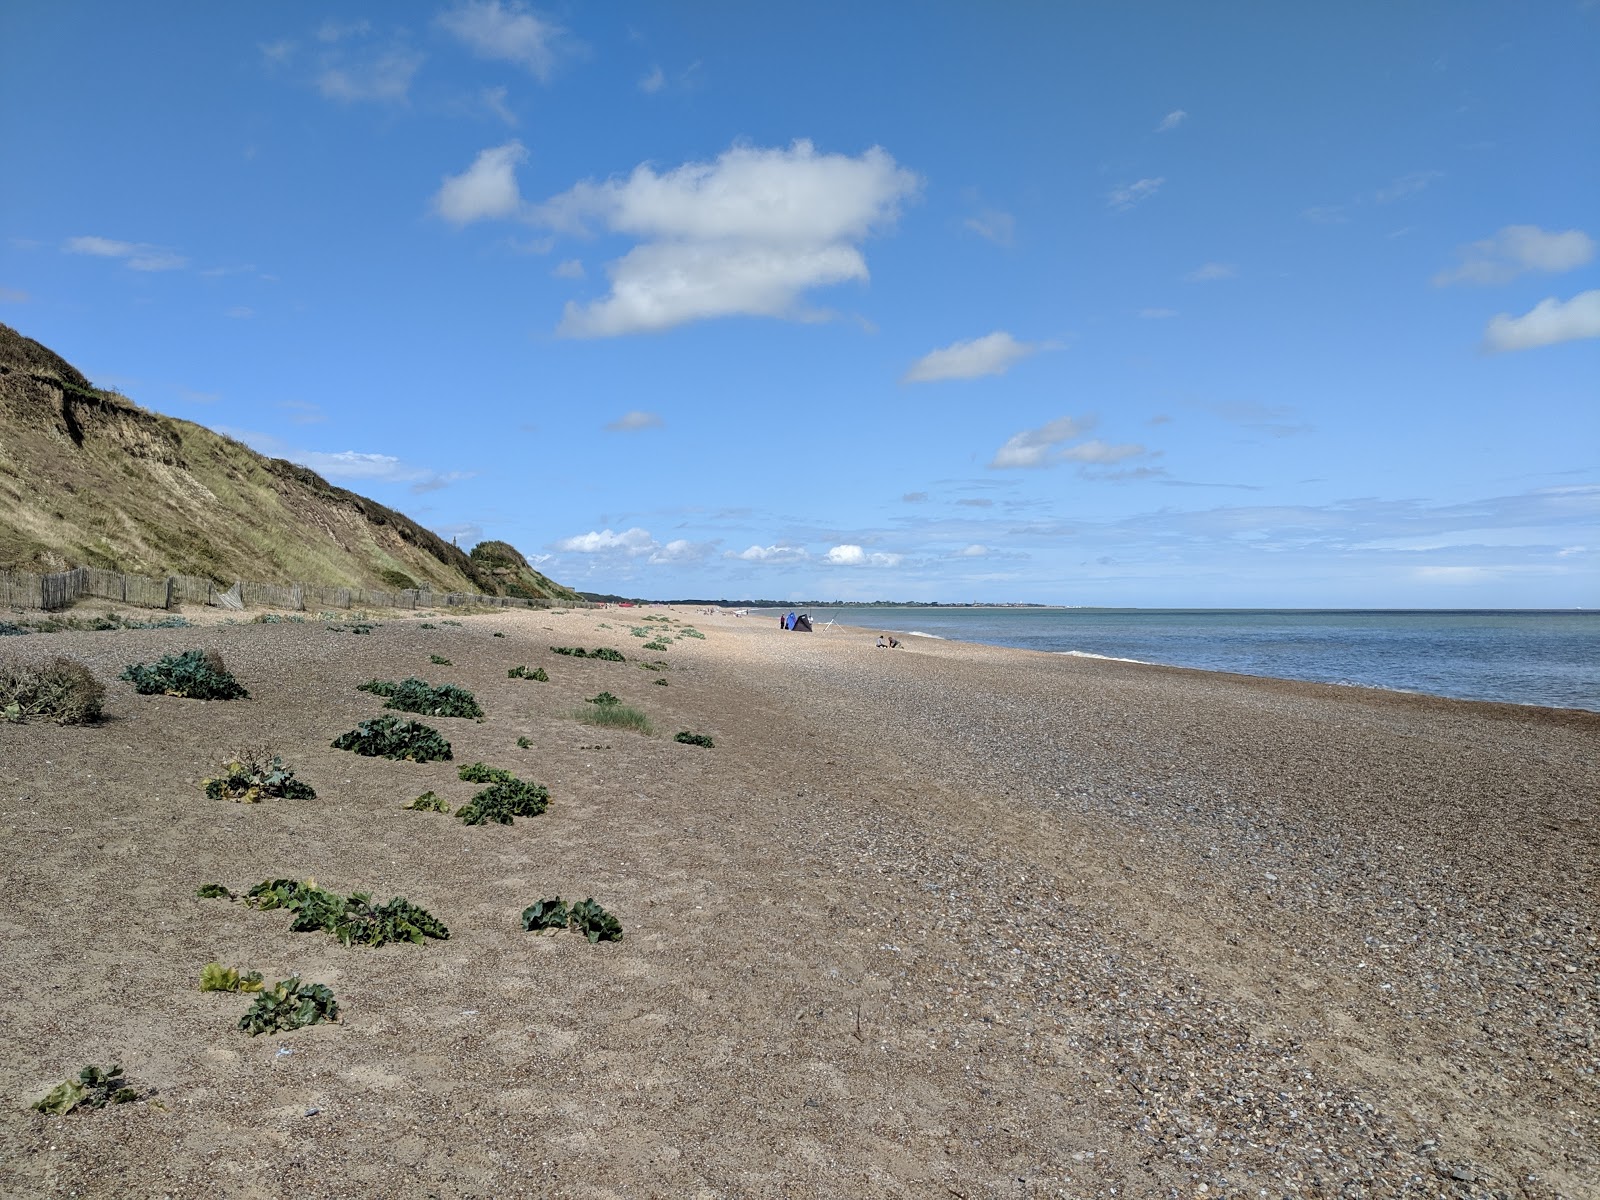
[901,630,944,640]
[1057,649,1153,665]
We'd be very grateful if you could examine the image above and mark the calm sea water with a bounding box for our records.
[777,608,1600,712]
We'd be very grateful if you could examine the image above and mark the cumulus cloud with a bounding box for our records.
[1185,262,1237,282]
[824,544,901,567]
[988,416,1093,469]
[1156,110,1188,132]
[1482,290,1600,353]
[556,527,657,555]
[541,140,920,336]
[964,208,1016,246]
[903,331,1051,383]
[603,410,663,432]
[438,0,566,81]
[433,141,527,225]
[728,544,808,562]
[1434,225,1595,286]
[64,235,187,272]
[1108,177,1165,210]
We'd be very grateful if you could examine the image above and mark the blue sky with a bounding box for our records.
[2,2,1596,606]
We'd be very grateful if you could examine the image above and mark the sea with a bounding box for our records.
[759,607,1600,712]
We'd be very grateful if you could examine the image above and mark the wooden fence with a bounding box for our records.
[0,566,586,614]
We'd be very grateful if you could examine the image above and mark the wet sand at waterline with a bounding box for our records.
[1,604,1595,1198]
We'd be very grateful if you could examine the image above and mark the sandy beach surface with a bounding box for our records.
[0,604,1595,1199]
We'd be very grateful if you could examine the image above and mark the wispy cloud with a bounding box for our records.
[604,410,663,432]
[0,286,29,303]
[1203,400,1312,438]
[64,235,187,272]
[438,0,570,82]
[1156,110,1188,133]
[317,47,422,103]
[987,416,1149,470]
[222,428,467,494]
[638,65,665,93]
[904,331,1053,383]
[1434,225,1595,286]
[1482,290,1600,353]
[551,258,584,280]
[1108,177,1165,210]
[277,400,326,425]
[964,208,1016,246]
[482,85,517,126]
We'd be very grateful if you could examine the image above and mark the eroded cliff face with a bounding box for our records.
[0,323,574,599]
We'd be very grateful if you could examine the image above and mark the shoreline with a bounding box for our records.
[2,604,1595,1196]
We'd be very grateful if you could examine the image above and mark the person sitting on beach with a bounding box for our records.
[876,635,888,649]
[888,636,900,648]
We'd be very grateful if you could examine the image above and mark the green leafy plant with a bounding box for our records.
[419,622,437,629]
[570,702,652,735]
[653,678,669,686]
[32,1065,136,1115]
[642,640,669,651]
[241,878,450,947]
[458,761,513,783]
[1,657,104,725]
[674,731,715,748]
[457,771,550,825]
[549,646,626,662]
[429,654,452,665]
[199,962,264,993]
[678,628,705,640]
[516,736,531,748]
[404,791,451,813]
[549,646,585,657]
[202,750,316,802]
[492,631,505,638]
[238,977,339,1035]
[0,620,30,636]
[586,691,621,706]
[119,649,247,700]
[630,627,651,638]
[441,620,462,627]
[506,664,549,681]
[520,897,569,931]
[331,716,452,762]
[358,677,484,719]
[521,897,622,942]
[196,882,235,899]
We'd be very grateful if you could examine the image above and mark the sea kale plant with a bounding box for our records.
[236,877,451,947]
[31,1065,137,1115]
[202,750,317,802]
[199,963,264,993]
[237,978,339,1035]
[357,677,484,719]
[454,763,549,825]
[521,896,622,943]
[673,731,715,748]
[119,649,247,700]
[331,715,452,762]
[404,791,451,813]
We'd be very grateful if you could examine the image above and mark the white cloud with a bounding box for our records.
[729,544,809,562]
[64,235,187,272]
[1434,225,1595,286]
[434,141,527,225]
[603,410,662,432]
[1108,177,1165,210]
[1156,110,1188,132]
[542,140,920,336]
[824,544,901,567]
[552,257,585,279]
[1185,261,1237,282]
[438,0,566,80]
[317,48,421,103]
[988,416,1093,469]
[648,538,715,564]
[639,65,665,94]
[1482,290,1600,353]
[964,208,1016,246]
[557,527,657,555]
[1060,439,1147,464]
[957,544,990,557]
[904,331,1051,383]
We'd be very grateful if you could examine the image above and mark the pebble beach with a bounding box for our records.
[1,604,1595,1198]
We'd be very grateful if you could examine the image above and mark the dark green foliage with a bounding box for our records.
[405,791,451,813]
[549,645,584,656]
[630,627,651,638]
[32,1065,136,1115]
[419,622,437,629]
[0,620,30,636]
[196,882,235,900]
[641,640,669,651]
[458,761,514,784]
[243,878,450,947]
[199,962,264,993]
[429,654,452,665]
[441,620,462,627]
[202,752,316,802]
[379,568,419,591]
[674,731,715,748]
[11,612,192,635]
[119,649,247,700]
[520,897,569,931]
[653,678,668,686]
[678,628,705,639]
[507,664,548,681]
[331,715,452,761]
[1,656,104,724]
[238,977,339,1035]
[549,646,625,662]
[457,775,550,825]
[358,677,483,719]
[586,691,621,706]
[252,613,305,624]
[516,736,531,748]
[569,898,624,943]
[492,631,506,638]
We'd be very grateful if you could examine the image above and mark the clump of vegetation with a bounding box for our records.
[521,896,622,943]
[441,620,462,627]
[238,978,339,1035]
[331,716,452,762]
[429,654,452,666]
[492,630,505,638]
[586,691,621,707]
[674,731,715,748]
[119,649,247,700]
[203,750,317,802]
[419,622,437,630]
[458,777,550,826]
[12,612,193,634]
[199,963,264,993]
[252,613,305,624]
[358,677,484,719]
[570,702,652,735]
[630,627,651,638]
[642,640,669,651]
[507,664,549,681]
[516,735,532,748]
[32,1065,137,1115]
[0,620,30,636]
[233,878,451,947]
[678,628,705,640]
[458,761,513,783]
[549,646,626,662]
[653,678,668,686]
[404,791,451,813]
[2,657,105,725]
